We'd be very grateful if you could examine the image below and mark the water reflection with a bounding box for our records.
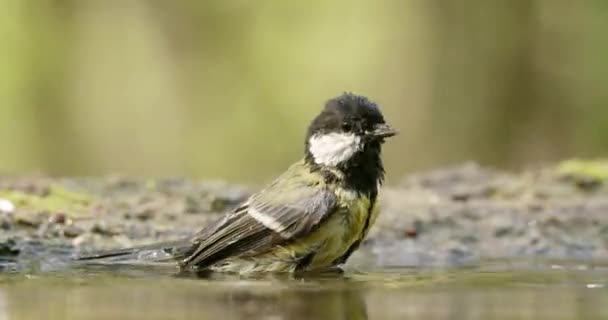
[176,269,369,319]
[2,263,608,319]
[3,266,368,320]
[218,286,367,320]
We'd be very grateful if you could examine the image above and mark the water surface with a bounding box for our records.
[1,260,607,320]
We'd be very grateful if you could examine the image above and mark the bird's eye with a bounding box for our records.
[341,122,352,131]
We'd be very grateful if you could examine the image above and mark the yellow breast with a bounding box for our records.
[285,188,377,270]
[213,188,380,274]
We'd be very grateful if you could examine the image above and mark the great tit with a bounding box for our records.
[79,93,397,274]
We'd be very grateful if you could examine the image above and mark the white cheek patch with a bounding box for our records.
[308,132,361,166]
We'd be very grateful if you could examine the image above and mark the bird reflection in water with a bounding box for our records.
[177,269,368,320]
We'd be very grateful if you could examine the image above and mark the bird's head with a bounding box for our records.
[305,93,397,168]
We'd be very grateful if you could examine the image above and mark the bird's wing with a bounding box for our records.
[178,167,338,269]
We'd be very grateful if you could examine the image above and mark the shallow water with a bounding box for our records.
[1,260,607,320]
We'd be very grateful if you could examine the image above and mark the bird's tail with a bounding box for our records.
[75,239,191,265]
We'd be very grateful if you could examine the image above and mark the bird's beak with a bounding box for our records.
[368,123,398,139]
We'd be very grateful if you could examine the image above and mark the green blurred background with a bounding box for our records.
[1,0,607,183]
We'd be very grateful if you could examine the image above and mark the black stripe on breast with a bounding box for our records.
[295,251,316,272]
[331,192,378,266]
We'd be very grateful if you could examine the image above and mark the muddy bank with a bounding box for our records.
[1,160,608,270]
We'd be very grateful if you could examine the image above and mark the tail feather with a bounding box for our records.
[76,239,191,264]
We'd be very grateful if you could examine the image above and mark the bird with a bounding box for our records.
[78,93,397,274]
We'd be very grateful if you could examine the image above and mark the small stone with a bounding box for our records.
[209,196,230,212]
[15,213,43,228]
[63,225,85,238]
[404,227,418,238]
[0,212,12,230]
[0,238,19,256]
[494,227,512,237]
[451,192,470,202]
[49,213,67,224]
[126,206,156,221]
[133,209,154,221]
[527,202,544,212]
[91,223,120,236]
[575,177,602,192]
[490,215,515,238]
[461,234,478,244]
[0,199,15,213]
[72,233,96,247]
[184,195,205,214]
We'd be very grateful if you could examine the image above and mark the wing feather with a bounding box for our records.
[179,164,337,269]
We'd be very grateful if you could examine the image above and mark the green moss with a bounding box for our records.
[556,159,608,181]
[0,185,95,216]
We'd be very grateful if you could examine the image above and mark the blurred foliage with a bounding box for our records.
[1,0,607,182]
[0,186,93,216]
[557,159,608,182]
